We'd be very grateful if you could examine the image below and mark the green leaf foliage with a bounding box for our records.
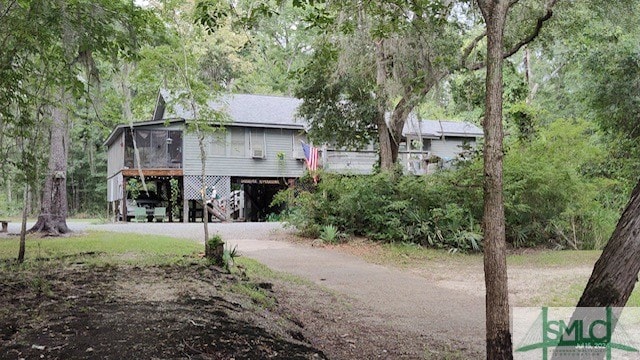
[276,118,621,251]
[274,170,485,252]
[295,42,378,149]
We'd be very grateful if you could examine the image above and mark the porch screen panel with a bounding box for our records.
[134,130,152,167]
[124,131,134,168]
[129,130,174,168]
[168,131,182,168]
[150,130,169,167]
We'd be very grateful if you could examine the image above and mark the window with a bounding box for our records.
[250,129,265,157]
[422,139,431,152]
[408,137,431,152]
[209,132,226,156]
[292,132,306,159]
[230,128,245,157]
[409,137,422,151]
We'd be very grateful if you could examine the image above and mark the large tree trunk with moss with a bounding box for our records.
[478,0,513,359]
[29,97,70,235]
[375,40,394,170]
[376,112,396,170]
[577,180,640,307]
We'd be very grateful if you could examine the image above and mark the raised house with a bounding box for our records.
[104,92,482,222]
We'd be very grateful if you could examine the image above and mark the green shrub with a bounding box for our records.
[222,244,239,272]
[274,118,624,251]
[265,213,282,222]
[206,234,224,265]
[208,234,224,248]
[273,171,484,252]
[319,224,343,244]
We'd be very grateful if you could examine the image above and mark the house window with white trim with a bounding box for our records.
[209,131,226,157]
[230,128,245,157]
[422,139,432,152]
[249,129,265,158]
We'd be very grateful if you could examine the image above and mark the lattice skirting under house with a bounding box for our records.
[183,175,231,201]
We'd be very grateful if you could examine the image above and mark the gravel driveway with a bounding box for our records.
[13,221,486,356]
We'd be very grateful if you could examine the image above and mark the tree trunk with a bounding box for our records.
[29,93,70,235]
[374,39,397,171]
[26,186,33,216]
[18,184,28,263]
[376,112,396,170]
[578,179,640,307]
[373,40,444,171]
[549,181,640,360]
[7,178,11,204]
[478,1,512,359]
[198,130,211,255]
[119,62,149,196]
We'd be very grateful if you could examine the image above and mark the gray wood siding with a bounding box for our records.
[324,150,377,175]
[430,138,476,160]
[107,173,123,202]
[107,133,124,178]
[183,127,306,177]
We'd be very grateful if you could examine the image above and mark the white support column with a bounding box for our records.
[183,197,189,223]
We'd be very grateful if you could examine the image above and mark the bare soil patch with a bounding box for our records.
[0,262,326,359]
[0,258,472,360]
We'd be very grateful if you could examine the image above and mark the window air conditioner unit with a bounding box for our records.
[252,148,264,159]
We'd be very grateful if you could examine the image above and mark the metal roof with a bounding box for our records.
[163,90,305,129]
[103,92,305,147]
[402,113,483,138]
[104,92,482,148]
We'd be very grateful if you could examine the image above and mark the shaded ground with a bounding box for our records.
[75,222,486,357]
[0,261,326,359]
[4,221,596,359]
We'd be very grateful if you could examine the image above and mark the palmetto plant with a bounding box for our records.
[223,244,239,273]
[319,224,340,244]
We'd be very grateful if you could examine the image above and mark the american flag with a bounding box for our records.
[301,141,319,171]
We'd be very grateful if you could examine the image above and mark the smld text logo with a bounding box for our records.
[513,307,640,360]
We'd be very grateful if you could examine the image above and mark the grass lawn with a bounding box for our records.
[539,281,640,308]
[361,241,603,268]
[0,231,202,266]
[0,231,332,359]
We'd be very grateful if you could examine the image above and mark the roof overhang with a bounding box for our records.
[441,132,483,137]
[226,121,305,130]
[103,118,185,147]
[104,117,306,148]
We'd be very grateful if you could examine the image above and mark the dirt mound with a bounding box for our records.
[1,263,326,359]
